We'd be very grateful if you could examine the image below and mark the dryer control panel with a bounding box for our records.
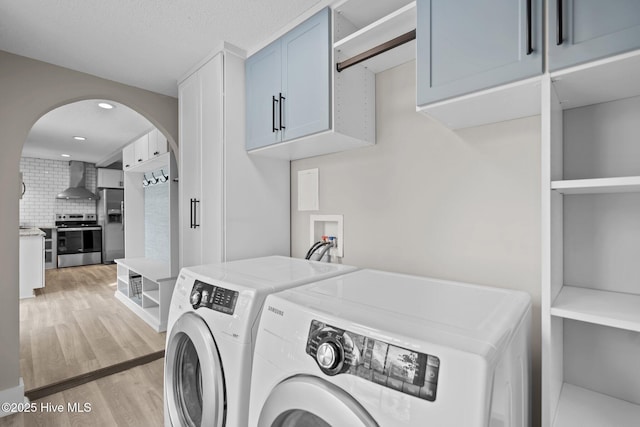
[306,320,440,402]
[190,280,238,315]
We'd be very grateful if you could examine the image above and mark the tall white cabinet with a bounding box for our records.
[178,45,290,268]
[542,51,640,427]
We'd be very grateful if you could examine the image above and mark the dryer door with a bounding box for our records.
[257,376,379,427]
[165,312,226,427]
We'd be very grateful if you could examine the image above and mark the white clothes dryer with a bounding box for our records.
[164,256,357,427]
[249,269,532,427]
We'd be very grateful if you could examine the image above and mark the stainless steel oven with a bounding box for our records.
[56,214,102,268]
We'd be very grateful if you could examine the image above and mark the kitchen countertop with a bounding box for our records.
[19,227,45,237]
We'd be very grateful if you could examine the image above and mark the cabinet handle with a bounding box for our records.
[526,0,533,55]
[556,0,563,45]
[138,159,142,162]
[153,151,159,155]
[190,198,194,228]
[193,199,200,228]
[125,164,130,168]
[279,93,286,130]
[272,96,278,133]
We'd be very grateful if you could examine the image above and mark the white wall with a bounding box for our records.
[291,61,542,425]
[20,157,97,227]
[0,50,177,400]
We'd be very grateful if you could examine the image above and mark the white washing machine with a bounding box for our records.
[164,256,357,427]
[249,269,532,427]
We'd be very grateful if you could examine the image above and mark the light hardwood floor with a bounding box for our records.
[19,264,166,390]
[0,358,164,427]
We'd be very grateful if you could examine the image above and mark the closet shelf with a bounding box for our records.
[551,176,640,194]
[551,286,640,333]
[553,383,640,427]
[334,2,416,73]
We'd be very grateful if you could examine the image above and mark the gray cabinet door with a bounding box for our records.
[416,0,543,106]
[549,0,640,71]
[281,8,331,142]
[245,40,282,150]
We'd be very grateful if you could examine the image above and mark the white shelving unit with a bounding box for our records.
[115,258,176,332]
[542,49,640,427]
[333,1,416,74]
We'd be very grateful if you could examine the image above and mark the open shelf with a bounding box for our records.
[551,286,640,333]
[551,176,640,194]
[553,383,640,427]
[334,2,415,74]
[552,50,640,111]
[115,257,172,282]
[144,290,160,305]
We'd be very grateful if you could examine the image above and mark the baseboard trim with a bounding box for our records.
[25,350,165,401]
[0,377,25,418]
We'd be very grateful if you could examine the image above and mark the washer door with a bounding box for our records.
[258,376,378,427]
[165,312,226,427]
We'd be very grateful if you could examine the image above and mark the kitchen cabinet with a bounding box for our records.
[549,0,640,71]
[416,0,543,107]
[122,143,135,170]
[133,133,149,165]
[115,258,175,332]
[19,229,45,298]
[179,45,289,268]
[542,50,640,427]
[246,7,330,150]
[97,168,124,189]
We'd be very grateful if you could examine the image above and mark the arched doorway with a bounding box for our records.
[19,98,171,391]
[0,50,178,403]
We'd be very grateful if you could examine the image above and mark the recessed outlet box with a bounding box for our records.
[310,214,344,258]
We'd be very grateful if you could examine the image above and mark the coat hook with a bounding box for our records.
[159,169,169,183]
[150,172,158,185]
[142,173,150,187]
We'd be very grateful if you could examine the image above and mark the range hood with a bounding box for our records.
[56,161,99,200]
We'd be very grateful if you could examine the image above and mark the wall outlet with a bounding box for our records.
[310,214,344,258]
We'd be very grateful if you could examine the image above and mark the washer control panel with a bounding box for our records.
[306,320,440,401]
[190,280,238,315]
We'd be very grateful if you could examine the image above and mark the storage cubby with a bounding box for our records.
[543,56,640,426]
[114,258,176,332]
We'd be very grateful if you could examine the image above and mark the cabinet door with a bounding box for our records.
[416,0,543,106]
[549,0,640,71]
[122,143,135,170]
[134,134,149,165]
[245,40,282,150]
[148,129,168,158]
[179,69,203,268]
[97,169,124,189]
[281,7,331,142]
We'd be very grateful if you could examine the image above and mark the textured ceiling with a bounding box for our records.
[0,0,328,97]
[3,0,333,163]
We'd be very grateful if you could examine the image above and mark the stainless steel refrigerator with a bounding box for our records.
[97,188,124,263]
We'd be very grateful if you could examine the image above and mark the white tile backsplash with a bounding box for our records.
[20,157,97,227]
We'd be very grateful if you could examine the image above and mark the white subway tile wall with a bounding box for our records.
[20,157,97,227]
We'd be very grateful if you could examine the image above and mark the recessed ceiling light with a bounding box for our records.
[61,154,71,158]
[98,102,114,110]
[73,136,86,141]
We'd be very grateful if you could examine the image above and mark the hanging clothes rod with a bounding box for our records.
[336,29,416,72]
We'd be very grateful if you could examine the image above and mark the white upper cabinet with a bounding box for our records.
[148,129,168,159]
[97,168,124,189]
[122,143,135,171]
[549,0,640,71]
[133,133,149,165]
